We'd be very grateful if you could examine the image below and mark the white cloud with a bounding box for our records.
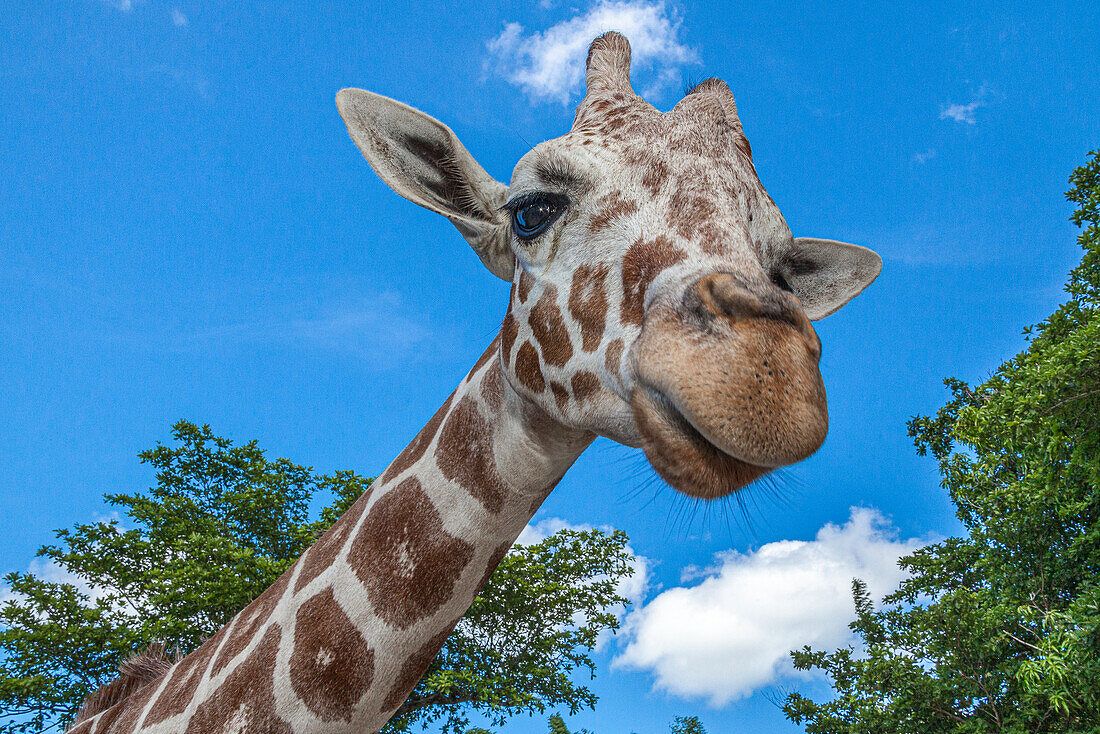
[641,65,681,99]
[171,8,188,27]
[515,515,575,546]
[0,559,114,610]
[102,0,138,11]
[1,515,140,616]
[614,508,925,705]
[940,100,982,124]
[912,148,937,164]
[940,87,993,125]
[486,1,698,104]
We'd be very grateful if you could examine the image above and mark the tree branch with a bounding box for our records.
[1040,387,1100,415]
[393,690,480,719]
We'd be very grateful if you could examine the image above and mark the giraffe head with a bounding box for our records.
[337,33,880,499]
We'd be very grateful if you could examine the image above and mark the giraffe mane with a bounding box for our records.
[71,642,181,726]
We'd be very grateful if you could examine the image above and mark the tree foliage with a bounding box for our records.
[549,713,584,734]
[669,715,707,734]
[783,151,1100,732]
[536,712,706,734]
[0,421,636,734]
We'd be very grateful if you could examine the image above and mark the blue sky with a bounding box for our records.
[2,1,1097,732]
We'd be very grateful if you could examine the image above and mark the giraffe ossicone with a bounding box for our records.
[70,32,880,734]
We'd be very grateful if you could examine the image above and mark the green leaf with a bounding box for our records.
[783,150,1100,733]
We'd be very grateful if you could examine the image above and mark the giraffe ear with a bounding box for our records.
[778,238,882,320]
[336,88,514,281]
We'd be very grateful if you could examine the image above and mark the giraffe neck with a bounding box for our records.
[75,339,594,734]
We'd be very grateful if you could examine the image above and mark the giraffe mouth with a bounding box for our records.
[628,304,829,499]
[631,384,771,499]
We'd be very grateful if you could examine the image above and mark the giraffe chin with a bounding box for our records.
[632,386,772,498]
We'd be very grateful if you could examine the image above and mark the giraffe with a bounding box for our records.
[68,32,881,734]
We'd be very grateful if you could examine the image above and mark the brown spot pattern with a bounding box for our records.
[670,179,735,256]
[641,157,670,197]
[605,338,624,376]
[382,625,457,712]
[515,342,545,393]
[517,269,533,303]
[571,371,600,405]
[378,391,455,483]
[211,572,289,675]
[568,263,610,351]
[601,112,628,134]
[528,285,573,367]
[436,396,507,513]
[588,192,638,234]
[85,695,128,733]
[289,589,374,722]
[185,626,290,734]
[500,313,518,368]
[142,625,227,725]
[550,381,569,412]
[668,188,720,242]
[479,361,504,413]
[621,235,686,326]
[295,488,370,593]
[348,477,474,629]
[98,670,161,733]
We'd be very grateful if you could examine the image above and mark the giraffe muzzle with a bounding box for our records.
[629,282,828,498]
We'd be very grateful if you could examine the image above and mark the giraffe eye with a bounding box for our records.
[508,193,567,240]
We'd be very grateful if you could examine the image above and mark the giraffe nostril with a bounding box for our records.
[696,273,760,319]
[688,273,821,357]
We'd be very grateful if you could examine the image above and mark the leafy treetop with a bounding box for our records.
[783,151,1100,732]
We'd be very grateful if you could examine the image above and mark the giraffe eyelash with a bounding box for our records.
[500,191,569,214]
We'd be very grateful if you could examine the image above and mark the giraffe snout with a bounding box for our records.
[686,272,820,358]
[628,273,831,497]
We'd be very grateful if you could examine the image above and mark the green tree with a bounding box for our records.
[669,715,707,734]
[0,421,637,733]
[549,713,578,734]
[782,151,1100,732]
[534,713,704,734]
